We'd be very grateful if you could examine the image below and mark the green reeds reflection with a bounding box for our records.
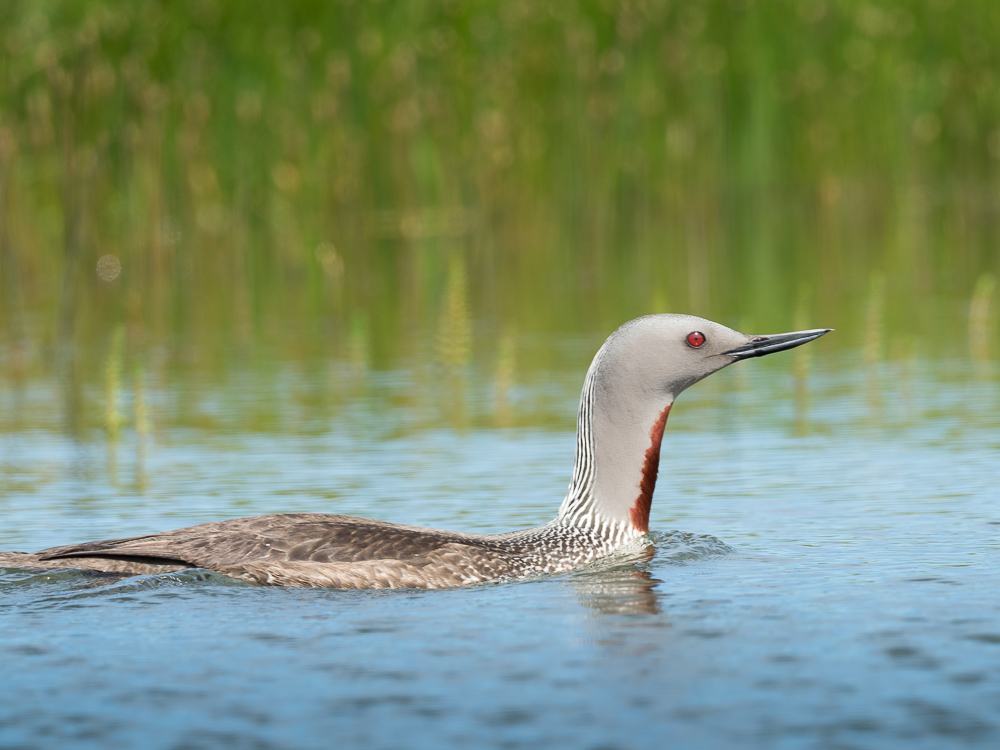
[104,324,124,439]
[0,0,998,437]
[970,273,997,362]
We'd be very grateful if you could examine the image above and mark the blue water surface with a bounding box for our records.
[2,354,999,750]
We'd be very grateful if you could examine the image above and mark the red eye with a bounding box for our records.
[686,331,706,348]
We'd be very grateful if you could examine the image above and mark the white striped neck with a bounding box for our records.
[555,331,676,544]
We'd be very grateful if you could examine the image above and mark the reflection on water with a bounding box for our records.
[569,530,737,617]
[2,352,999,748]
[570,543,663,616]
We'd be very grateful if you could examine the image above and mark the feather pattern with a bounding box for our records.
[1,514,622,589]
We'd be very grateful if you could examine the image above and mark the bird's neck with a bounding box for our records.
[556,344,673,543]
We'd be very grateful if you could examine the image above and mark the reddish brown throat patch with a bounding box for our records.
[629,404,672,533]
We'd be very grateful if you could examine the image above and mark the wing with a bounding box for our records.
[35,513,516,587]
[221,541,516,588]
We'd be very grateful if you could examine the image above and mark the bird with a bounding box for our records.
[0,314,831,589]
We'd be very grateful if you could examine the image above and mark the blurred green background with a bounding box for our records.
[1,0,998,434]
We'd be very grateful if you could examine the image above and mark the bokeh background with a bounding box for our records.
[3,6,1000,748]
[1,0,998,430]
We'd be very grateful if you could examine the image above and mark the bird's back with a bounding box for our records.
[2,513,533,588]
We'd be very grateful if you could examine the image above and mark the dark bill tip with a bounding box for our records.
[724,328,833,360]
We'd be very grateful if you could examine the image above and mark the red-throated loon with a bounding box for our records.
[0,315,831,589]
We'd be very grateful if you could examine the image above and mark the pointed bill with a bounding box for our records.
[724,328,833,360]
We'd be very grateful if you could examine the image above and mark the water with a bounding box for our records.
[2,353,1000,750]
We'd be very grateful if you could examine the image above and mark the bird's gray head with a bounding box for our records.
[559,314,831,538]
[596,313,831,401]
